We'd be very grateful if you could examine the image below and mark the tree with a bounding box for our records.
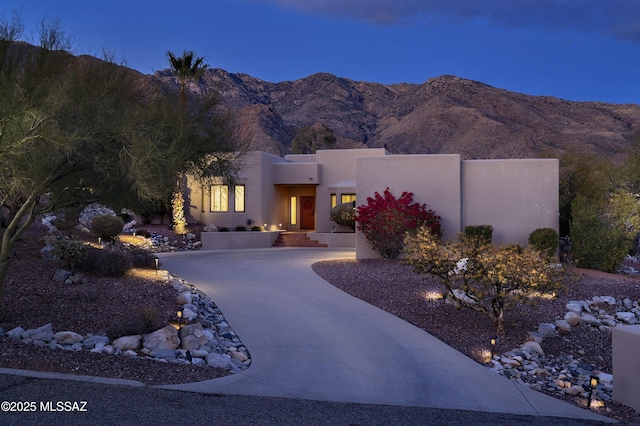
[166,50,208,111]
[290,124,336,154]
[404,227,565,336]
[354,188,441,259]
[0,16,238,306]
[166,50,209,234]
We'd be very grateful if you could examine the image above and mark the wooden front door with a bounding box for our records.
[300,196,315,229]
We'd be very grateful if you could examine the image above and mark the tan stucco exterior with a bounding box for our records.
[187,149,559,258]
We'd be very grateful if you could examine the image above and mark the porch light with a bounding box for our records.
[264,223,268,230]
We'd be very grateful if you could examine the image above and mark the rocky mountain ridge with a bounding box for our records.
[153,68,640,159]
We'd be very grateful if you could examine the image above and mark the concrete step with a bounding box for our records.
[273,232,328,248]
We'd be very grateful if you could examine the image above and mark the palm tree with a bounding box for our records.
[166,50,208,234]
[166,50,208,111]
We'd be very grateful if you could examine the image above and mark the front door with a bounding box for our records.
[300,196,315,229]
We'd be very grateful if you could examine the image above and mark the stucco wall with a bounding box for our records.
[355,155,559,259]
[355,155,463,259]
[461,159,559,247]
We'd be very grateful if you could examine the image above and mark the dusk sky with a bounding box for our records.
[2,0,640,104]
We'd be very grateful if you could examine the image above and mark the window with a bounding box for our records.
[330,194,337,209]
[290,196,297,225]
[211,185,228,212]
[234,185,245,212]
[341,194,356,204]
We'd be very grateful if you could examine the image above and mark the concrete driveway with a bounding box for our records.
[156,248,612,423]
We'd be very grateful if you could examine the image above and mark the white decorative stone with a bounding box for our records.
[616,312,637,324]
[143,326,179,351]
[521,341,545,356]
[600,296,616,305]
[564,311,582,326]
[22,323,54,342]
[565,302,584,314]
[112,335,142,351]
[581,313,602,326]
[181,308,198,321]
[54,331,84,345]
[554,319,571,333]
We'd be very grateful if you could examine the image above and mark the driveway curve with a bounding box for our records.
[157,248,611,423]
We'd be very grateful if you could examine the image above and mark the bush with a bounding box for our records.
[355,188,441,259]
[135,229,152,238]
[570,195,631,272]
[405,226,565,335]
[218,227,229,232]
[91,215,124,241]
[235,225,247,231]
[80,246,133,277]
[462,225,493,247]
[51,237,87,272]
[251,226,263,231]
[330,201,356,230]
[129,247,157,269]
[528,228,559,258]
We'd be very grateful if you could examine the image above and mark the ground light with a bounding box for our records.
[176,308,184,330]
[490,335,497,360]
[588,375,599,409]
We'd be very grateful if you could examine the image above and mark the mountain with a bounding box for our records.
[158,69,640,159]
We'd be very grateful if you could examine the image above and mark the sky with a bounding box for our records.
[2,0,640,104]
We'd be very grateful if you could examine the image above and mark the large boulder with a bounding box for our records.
[143,326,180,351]
[330,201,355,230]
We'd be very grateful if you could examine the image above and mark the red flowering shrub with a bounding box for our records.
[355,188,441,259]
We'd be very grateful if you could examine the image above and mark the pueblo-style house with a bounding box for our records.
[185,149,558,259]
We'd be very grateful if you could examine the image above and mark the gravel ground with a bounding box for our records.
[1,223,640,423]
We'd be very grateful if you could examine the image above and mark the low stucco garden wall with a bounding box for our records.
[201,231,281,250]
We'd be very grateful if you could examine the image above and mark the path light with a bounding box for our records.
[155,258,159,275]
[264,223,268,231]
[490,335,497,360]
[588,375,599,408]
[177,308,184,329]
[98,237,101,246]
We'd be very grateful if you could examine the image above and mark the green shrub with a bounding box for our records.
[330,201,356,230]
[80,246,133,277]
[91,215,124,241]
[462,225,493,247]
[51,217,75,231]
[129,247,157,269]
[251,226,263,231]
[235,225,247,231]
[570,195,631,272]
[528,228,559,258]
[135,229,152,238]
[219,227,229,232]
[51,237,87,272]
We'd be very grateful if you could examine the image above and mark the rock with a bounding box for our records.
[143,326,179,351]
[564,311,582,326]
[181,308,198,321]
[206,353,234,370]
[40,244,57,260]
[7,327,25,340]
[616,312,637,324]
[623,298,633,310]
[581,313,602,326]
[22,323,54,342]
[537,323,558,338]
[83,335,110,348]
[591,296,605,306]
[521,341,545,357]
[597,372,613,385]
[191,357,207,367]
[53,331,84,345]
[231,350,248,362]
[124,350,138,356]
[52,269,72,283]
[180,334,202,351]
[112,335,142,351]
[565,385,585,396]
[554,319,571,333]
[152,349,177,360]
[176,292,192,305]
[600,296,616,305]
[179,323,204,339]
[601,318,617,327]
[566,302,586,314]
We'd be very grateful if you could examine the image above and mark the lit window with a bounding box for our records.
[341,194,356,204]
[211,185,228,212]
[235,185,245,212]
[290,196,297,225]
[331,194,337,208]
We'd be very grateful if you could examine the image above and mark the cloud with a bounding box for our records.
[258,0,640,42]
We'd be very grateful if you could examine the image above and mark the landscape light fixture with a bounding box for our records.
[264,223,268,230]
[155,258,159,275]
[588,375,599,408]
[490,335,497,360]
[97,237,101,246]
[177,308,184,329]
